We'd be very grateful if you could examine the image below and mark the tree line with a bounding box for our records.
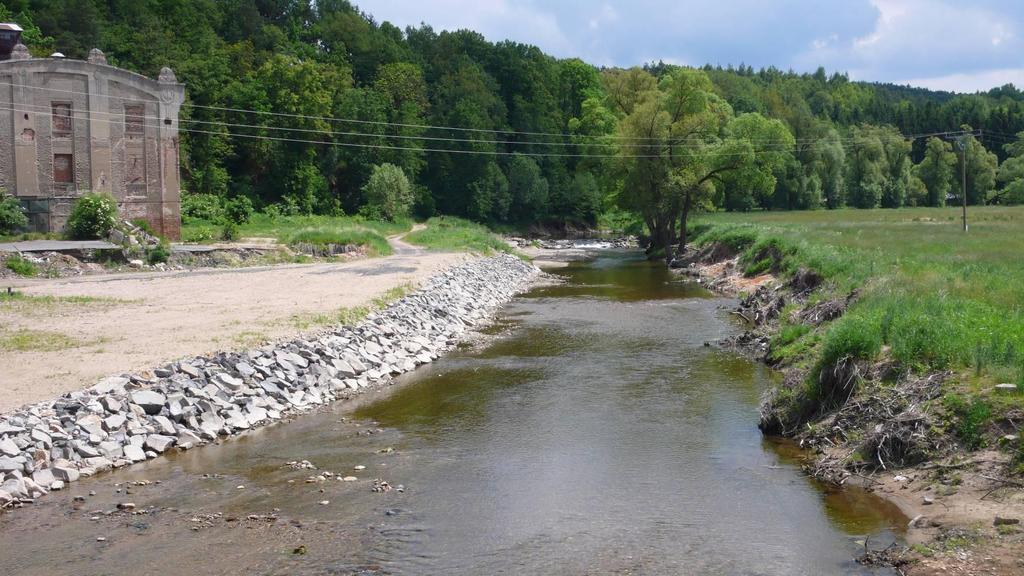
[6,0,1024,251]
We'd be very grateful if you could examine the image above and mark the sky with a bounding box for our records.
[361,0,1024,93]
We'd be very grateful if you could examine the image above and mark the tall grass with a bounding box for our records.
[693,206,1024,387]
[405,216,512,254]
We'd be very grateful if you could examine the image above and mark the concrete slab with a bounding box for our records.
[0,240,119,253]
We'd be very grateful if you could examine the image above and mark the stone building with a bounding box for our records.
[0,31,185,239]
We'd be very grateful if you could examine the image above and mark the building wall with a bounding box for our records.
[0,53,184,239]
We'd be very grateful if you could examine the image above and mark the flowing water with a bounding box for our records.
[0,250,906,575]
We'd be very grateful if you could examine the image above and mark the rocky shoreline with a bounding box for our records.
[0,254,539,510]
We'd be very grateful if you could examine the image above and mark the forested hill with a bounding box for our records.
[5,0,1024,234]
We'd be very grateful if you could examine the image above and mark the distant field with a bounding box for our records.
[694,205,1024,404]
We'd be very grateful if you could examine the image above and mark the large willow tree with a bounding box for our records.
[609,68,793,262]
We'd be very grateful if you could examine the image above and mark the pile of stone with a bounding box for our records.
[0,254,538,509]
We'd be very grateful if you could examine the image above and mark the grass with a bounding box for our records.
[289,283,413,331]
[4,255,37,277]
[405,216,512,253]
[0,328,91,352]
[694,205,1024,445]
[181,213,411,257]
[285,226,392,257]
[0,290,135,315]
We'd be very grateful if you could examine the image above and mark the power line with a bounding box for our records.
[0,99,975,160]
[0,81,951,146]
[3,97,822,151]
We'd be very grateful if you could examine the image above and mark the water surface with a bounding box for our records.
[0,251,905,575]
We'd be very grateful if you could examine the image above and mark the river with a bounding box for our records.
[0,250,906,575]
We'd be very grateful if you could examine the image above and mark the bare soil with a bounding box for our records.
[0,243,468,413]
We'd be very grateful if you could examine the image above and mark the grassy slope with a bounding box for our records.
[693,206,1024,461]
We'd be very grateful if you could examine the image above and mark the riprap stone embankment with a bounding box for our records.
[0,254,538,508]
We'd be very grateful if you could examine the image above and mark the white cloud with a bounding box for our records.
[367,0,574,56]
[901,68,1024,93]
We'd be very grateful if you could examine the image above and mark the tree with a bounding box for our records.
[961,133,998,205]
[914,137,956,206]
[993,131,1024,205]
[362,163,413,221]
[567,171,602,225]
[468,162,509,222]
[507,154,549,222]
[846,125,910,209]
[613,68,789,261]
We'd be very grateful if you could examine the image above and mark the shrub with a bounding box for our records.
[4,255,37,277]
[361,163,413,222]
[180,193,223,223]
[225,196,254,225]
[146,243,170,265]
[0,192,28,235]
[220,222,239,241]
[66,192,119,240]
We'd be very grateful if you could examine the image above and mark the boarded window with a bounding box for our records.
[53,154,73,184]
[125,104,144,135]
[52,103,72,136]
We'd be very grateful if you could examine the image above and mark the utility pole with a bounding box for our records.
[955,135,968,232]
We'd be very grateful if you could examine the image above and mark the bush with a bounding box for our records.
[180,193,223,223]
[4,255,37,277]
[362,163,413,222]
[146,243,170,265]
[220,222,239,241]
[0,192,28,235]
[66,192,119,240]
[225,196,254,225]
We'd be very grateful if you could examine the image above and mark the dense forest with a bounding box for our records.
[5,0,1024,255]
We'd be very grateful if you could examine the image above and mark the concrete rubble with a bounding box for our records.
[0,254,538,509]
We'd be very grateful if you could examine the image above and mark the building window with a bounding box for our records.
[52,102,72,136]
[125,104,144,135]
[53,154,74,184]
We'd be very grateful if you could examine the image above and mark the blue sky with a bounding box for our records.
[361,0,1024,93]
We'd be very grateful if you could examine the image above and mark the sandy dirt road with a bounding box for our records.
[0,232,467,413]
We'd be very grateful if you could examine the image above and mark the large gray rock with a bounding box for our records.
[130,390,166,415]
[92,376,129,395]
[0,437,19,457]
[51,463,80,483]
[103,413,127,432]
[0,456,23,473]
[152,415,176,435]
[144,434,175,453]
[123,444,146,463]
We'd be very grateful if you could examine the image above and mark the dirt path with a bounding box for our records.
[0,234,467,413]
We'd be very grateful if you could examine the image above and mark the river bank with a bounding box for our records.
[673,227,1024,576]
[0,254,539,510]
